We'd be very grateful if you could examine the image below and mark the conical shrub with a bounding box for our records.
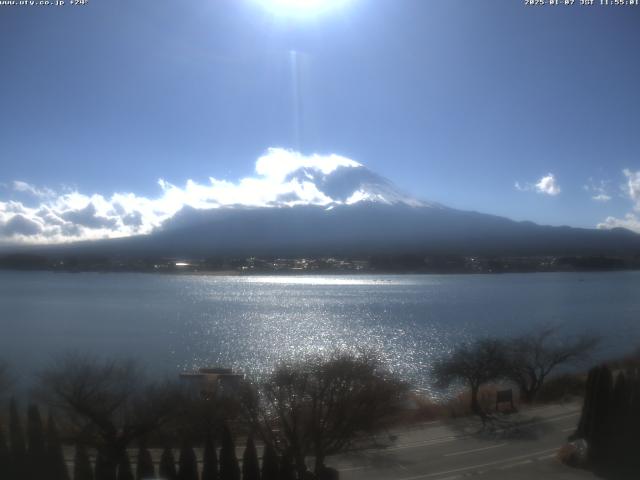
[0,426,10,480]
[178,440,198,480]
[629,372,640,471]
[27,405,47,480]
[219,425,240,480]
[242,436,260,480]
[576,366,640,472]
[610,372,631,464]
[73,444,94,480]
[587,365,613,464]
[95,449,117,480]
[9,399,27,480]
[158,447,177,480]
[574,366,599,439]
[117,451,134,480]
[47,413,70,480]
[260,443,278,480]
[278,452,295,480]
[201,434,218,480]
[136,445,155,480]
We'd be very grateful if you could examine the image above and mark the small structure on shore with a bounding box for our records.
[179,367,244,399]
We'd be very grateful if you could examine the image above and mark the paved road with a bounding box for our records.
[329,403,598,480]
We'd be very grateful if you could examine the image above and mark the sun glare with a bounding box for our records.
[254,0,351,18]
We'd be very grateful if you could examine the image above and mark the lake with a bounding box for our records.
[1,270,639,395]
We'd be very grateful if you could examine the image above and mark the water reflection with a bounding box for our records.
[0,271,638,398]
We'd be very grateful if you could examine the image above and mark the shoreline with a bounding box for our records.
[1,266,640,276]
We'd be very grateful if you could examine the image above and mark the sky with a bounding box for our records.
[1,0,640,243]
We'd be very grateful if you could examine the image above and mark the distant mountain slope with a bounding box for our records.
[30,202,640,259]
[3,160,639,259]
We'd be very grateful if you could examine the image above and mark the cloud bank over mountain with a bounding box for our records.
[0,148,424,244]
[598,169,640,232]
[1,148,638,246]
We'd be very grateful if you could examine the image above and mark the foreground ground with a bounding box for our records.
[331,402,597,480]
[58,402,597,479]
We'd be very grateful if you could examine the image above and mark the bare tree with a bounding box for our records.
[243,352,408,477]
[37,354,182,476]
[504,328,599,403]
[432,339,507,416]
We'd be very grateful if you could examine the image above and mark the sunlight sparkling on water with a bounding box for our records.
[239,275,410,286]
[1,271,640,397]
[171,275,459,395]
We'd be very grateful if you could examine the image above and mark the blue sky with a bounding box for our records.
[1,0,640,243]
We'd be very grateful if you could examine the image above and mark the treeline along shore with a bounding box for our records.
[2,252,640,274]
[1,329,638,480]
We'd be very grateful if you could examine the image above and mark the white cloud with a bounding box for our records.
[534,174,561,196]
[597,213,640,232]
[514,173,561,196]
[514,181,526,192]
[255,149,360,181]
[0,148,369,244]
[0,214,42,237]
[12,180,55,198]
[623,168,640,206]
[584,178,612,202]
[597,169,640,233]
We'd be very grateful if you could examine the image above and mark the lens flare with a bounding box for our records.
[254,0,352,18]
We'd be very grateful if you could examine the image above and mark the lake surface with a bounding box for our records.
[1,271,639,395]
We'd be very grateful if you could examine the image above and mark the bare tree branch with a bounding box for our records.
[37,353,183,476]
[432,338,508,416]
[242,352,408,477]
[505,328,600,403]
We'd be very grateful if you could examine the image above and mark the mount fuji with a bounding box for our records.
[27,159,640,260]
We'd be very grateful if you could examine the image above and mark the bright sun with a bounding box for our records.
[255,0,351,18]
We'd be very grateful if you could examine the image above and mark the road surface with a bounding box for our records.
[329,403,597,480]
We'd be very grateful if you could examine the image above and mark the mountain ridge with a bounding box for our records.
[1,158,639,260]
[4,202,636,260]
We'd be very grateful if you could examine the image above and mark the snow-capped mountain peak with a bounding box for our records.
[282,163,430,208]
